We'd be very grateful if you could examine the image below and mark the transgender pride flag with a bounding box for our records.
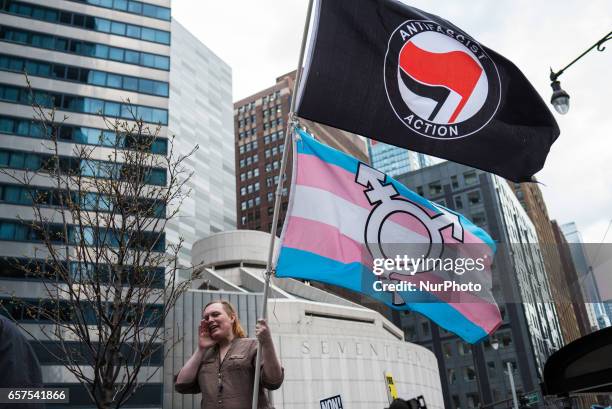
[276,128,502,343]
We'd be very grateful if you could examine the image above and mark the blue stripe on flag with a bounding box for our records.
[277,246,490,343]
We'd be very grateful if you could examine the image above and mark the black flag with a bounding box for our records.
[296,0,559,182]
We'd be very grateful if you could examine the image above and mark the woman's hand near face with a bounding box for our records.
[198,319,216,350]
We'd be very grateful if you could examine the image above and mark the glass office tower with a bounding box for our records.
[0,1,171,407]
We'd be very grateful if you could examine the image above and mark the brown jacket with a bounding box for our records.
[175,338,283,409]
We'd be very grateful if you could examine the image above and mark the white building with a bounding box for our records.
[165,230,444,409]
[166,20,236,269]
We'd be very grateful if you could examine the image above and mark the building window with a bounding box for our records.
[466,393,480,409]
[403,325,416,341]
[500,331,513,348]
[451,175,459,189]
[443,342,453,358]
[0,26,169,70]
[428,181,442,196]
[464,171,477,185]
[0,55,169,96]
[254,168,259,177]
[457,341,472,356]
[471,211,486,226]
[452,395,461,409]
[416,186,424,196]
[421,321,430,337]
[454,195,463,210]
[241,201,246,211]
[467,190,482,206]
[267,192,273,202]
[59,0,171,21]
[487,361,496,378]
[447,368,457,385]
[240,187,246,196]
[0,84,168,124]
[463,365,476,381]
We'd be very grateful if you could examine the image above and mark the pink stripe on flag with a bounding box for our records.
[297,153,490,246]
[283,216,372,266]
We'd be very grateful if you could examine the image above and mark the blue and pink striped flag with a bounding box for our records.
[275,128,502,343]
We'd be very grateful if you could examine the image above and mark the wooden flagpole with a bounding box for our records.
[251,0,315,408]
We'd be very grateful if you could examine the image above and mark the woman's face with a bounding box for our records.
[202,303,235,341]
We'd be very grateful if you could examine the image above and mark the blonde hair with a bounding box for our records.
[203,300,246,338]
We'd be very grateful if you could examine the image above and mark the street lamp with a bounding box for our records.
[491,338,500,351]
[549,30,611,114]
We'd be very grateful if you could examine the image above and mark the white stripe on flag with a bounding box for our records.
[291,184,429,245]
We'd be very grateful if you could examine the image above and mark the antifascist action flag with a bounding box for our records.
[295,0,559,182]
[276,128,502,343]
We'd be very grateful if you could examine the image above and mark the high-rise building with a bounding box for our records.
[395,162,563,409]
[165,19,235,270]
[368,140,434,177]
[0,0,171,406]
[233,71,368,233]
[605,300,612,324]
[561,222,610,331]
[551,220,592,337]
[509,181,582,344]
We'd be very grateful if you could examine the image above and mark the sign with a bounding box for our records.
[525,392,539,405]
[320,395,343,409]
[385,371,399,403]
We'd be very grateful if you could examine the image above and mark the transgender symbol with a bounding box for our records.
[355,162,464,305]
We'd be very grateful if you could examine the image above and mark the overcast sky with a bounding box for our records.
[172,0,612,244]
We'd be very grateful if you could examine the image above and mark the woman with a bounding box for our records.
[175,300,284,409]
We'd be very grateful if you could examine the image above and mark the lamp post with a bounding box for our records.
[492,337,519,409]
[549,30,612,114]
